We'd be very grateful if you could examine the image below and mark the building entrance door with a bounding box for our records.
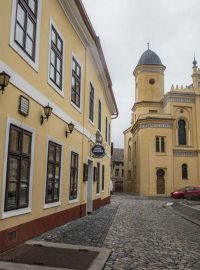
[156,169,165,194]
[87,160,93,213]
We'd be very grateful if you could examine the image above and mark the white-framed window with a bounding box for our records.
[69,149,80,202]
[98,99,101,131]
[89,82,94,123]
[44,137,63,209]
[2,117,35,219]
[9,0,41,71]
[48,19,65,96]
[70,54,83,112]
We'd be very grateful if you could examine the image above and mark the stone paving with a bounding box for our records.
[35,194,200,270]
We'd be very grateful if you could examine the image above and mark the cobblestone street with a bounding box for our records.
[36,194,200,270]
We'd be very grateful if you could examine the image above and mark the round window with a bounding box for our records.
[149,78,155,85]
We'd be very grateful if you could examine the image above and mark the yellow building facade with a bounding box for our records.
[124,48,200,196]
[0,0,118,252]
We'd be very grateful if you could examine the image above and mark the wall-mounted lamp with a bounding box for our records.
[41,103,53,125]
[65,122,74,137]
[0,71,10,94]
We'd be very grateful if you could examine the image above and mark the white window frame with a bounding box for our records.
[44,136,63,209]
[9,0,42,72]
[48,18,65,97]
[68,148,80,204]
[70,52,83,113]
[88,81,95,125]
[1,117,35,219]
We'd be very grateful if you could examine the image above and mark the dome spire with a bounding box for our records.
[193,53,197,68]
[147,42,150,50]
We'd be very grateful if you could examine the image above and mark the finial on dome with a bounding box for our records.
[147,42,150,50]
[193,53,197,68]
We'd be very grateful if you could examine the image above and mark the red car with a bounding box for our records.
[171,186,200,199]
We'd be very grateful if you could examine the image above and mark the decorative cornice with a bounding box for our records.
[163,92,196,106]
[131,118,174,134]
[139,123,173,129]
[173,150,197,157]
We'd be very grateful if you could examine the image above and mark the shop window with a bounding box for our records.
[69,152,79,200]
[96,162,100,194]
[102,165,105,191]
[45,141,61,203]
[5,125,32,211]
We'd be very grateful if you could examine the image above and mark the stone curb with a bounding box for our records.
[0,240,111,270]
[166,204,200,227]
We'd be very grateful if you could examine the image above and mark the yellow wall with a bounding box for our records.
[0,0,114,231]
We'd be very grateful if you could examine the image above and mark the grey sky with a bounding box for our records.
[82,0,200,148]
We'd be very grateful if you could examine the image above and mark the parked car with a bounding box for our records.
[171,186,200,199]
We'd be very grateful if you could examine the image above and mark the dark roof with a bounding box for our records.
[112,148,124,162]
[137,49,163,66]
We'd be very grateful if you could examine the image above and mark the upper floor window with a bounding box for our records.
[69,151,79,200]
[14,0,38,60]
[98,100,101,131]
[89,83,94,122]
[178,119,186,145]
[45,141,62,203]
[182,164,188,179]
[71,57,81,108]
[49,25,63,91]
[5,124,32,211]
[115,169,119,177]
[105,117,108,142]
[108,123,111,145]
[156,137,165,153]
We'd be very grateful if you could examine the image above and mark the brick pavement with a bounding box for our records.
[35,194,200,270]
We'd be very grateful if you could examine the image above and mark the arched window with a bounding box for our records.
[178,119,186,145]
[182,164,188,179]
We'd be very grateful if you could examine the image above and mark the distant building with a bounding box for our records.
[111,148,124,192]
[124,46,200,196]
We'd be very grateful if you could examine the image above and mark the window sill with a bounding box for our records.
[88,119,94,126]
[1,207,31,219]
[96,193,100,196]
[69,198,79,204]
[44,201,61,209]
[155,152,167,156]
[70,101,82,114]
[47,80,64,98]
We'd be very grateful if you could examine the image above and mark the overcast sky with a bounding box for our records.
[82,0,200,148]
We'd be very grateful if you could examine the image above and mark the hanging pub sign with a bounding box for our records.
[91,144,105,158]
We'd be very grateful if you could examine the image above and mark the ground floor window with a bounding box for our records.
[96,162,100,194]
[5,124,32,211]
[102,165,105,191]
[45,141,62,203]
[69,151,79,200]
